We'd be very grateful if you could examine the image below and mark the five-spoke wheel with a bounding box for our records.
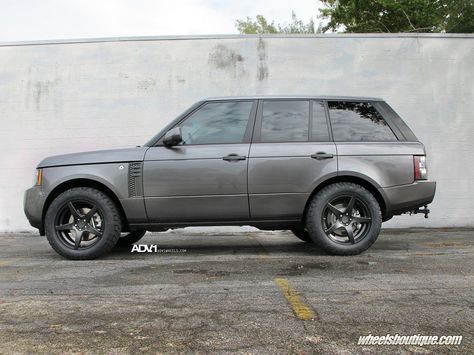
[45,187,122,260]
[306,182,382,255]
[322,195,372,245]
[55,201,104,250]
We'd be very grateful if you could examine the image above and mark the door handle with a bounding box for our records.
[223,154,246,162]
[311,152,334,160]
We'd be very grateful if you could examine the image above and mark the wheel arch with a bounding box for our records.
[303,175,388,222]
[42,178,129,234]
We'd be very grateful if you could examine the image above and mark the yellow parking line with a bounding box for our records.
[275,278,316,321]
[0,257,24,266]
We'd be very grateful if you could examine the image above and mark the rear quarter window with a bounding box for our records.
[328,101,397,142]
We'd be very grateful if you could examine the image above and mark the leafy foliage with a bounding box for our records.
[235,1,474,34]
[236,15,279,34]
[236,12,319,34]
[319,0,474,33]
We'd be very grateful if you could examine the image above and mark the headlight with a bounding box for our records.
[34,169,43,186]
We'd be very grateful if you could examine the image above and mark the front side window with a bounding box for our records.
[261,100,309,142]
[179,101,253,145]
[328,101,397,141]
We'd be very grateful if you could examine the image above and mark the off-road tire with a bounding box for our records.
[306,182,382,255]
[45,187,122,260]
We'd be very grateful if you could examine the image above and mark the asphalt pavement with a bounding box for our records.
[0,228,472,354]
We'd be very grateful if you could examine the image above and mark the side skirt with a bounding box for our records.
[129,218,302,232]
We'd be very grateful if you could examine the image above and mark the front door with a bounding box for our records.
[144,100,257,223]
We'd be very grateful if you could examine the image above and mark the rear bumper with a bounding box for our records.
[380,180,436,216]
[24,186,46,233]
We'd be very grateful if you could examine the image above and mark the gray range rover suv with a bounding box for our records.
[24,96,436,259]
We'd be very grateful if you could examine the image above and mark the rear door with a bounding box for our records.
[143,100,257,223]
[248,99,337,219]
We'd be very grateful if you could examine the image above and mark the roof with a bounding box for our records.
[204,95,384,101]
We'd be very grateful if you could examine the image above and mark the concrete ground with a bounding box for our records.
[0,228,472,354]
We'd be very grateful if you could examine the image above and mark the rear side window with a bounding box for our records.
[328,101,397,141]
[261,100,309,142]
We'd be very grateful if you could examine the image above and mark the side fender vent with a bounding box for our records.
[128,162,143,197]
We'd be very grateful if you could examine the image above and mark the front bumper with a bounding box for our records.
[24,186,46,233]
[380,180,436,216]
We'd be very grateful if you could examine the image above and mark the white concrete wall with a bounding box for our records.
[0,34,473,231]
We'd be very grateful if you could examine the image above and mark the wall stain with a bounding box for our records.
[175,76,186,84]
[257,38,269,81]
[208,44,244,69]
[137,78,156,91]
[33,79,59,112]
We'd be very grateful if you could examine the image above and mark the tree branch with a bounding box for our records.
[402,9,416,30]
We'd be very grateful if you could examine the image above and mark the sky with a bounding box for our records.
[0,0,323,42]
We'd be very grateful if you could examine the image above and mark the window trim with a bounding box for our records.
[372,101,407,141]
[310,100,332,142]
[154,99,258,146]
[326,100,401,143]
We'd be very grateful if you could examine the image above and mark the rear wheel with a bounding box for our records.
[306,182,381,255]
[115,230,146,247]
[44,187,122,260]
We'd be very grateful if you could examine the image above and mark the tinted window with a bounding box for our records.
[180,101,252,144]
[328,101,397,141]
[261,100,309,142]
[311,101,330,141]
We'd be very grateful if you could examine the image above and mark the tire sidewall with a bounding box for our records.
[45,188,121,259]
[306,183,382,255]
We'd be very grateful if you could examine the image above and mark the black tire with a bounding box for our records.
[291,226,313,243]
[306,182,382,255]
[44,187,122,260]
[115,230,146,247]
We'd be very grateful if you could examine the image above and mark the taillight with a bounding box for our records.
[414,156,427,180]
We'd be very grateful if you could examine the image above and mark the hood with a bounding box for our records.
[37,147,149,168]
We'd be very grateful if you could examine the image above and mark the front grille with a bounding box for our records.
[128,162,143,197]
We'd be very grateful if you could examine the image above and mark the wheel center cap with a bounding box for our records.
[341,215,350,224]
[77,220,86,229]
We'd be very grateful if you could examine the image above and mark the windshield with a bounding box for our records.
[143,101,203,147]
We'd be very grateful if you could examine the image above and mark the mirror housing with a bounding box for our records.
[163,127,183,147]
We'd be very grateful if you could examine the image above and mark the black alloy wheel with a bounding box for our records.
[306,182,382,255]
[54,200,104,250]
[322,195,372,245]
[45,187,122,260]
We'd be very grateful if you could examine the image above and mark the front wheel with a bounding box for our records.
[44,187,122,260]
[306,182,382,255]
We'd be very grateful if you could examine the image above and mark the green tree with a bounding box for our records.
[236,15,278,34]
[236,1,474,34]
[444,0,474,32]
[319,0,474,33]
[236,12,318,34]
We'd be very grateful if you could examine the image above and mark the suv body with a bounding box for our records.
[24,96,436,259]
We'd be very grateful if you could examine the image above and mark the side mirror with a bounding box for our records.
[163,127,183,147]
